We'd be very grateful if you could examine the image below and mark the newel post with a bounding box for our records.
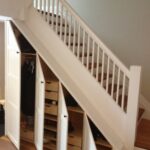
[126,66,142,150]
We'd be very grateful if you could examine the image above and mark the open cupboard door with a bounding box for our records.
[83,114,97,150]
[57,83,68,150]
[5,21,21,149]
[34,55,45,150]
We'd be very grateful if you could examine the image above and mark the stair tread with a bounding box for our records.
[97,73,113,82]
[85,62,102,69]
[77,52,92,57]
[66,42,83,47]
[49,13,61,18]
[57,31,74,36]
[135,119,150,149]
[49,21,67,27]
[138,108,145,121]
[104,84,122,95]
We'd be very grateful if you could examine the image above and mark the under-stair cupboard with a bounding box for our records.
[4,21,112,150]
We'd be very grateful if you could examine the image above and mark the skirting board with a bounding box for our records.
[134,147,146,150]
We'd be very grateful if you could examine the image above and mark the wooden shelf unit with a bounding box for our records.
[38,56,59,150]
[43,80,59,150]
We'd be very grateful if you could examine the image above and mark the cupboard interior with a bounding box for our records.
[11,22,36,147]
[62,86,84,150]
[40,57,59,150]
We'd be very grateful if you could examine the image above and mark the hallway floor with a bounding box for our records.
[0,136,17,150]
[0,136,36,150]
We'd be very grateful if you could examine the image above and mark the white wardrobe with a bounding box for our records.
[5,21,111,150]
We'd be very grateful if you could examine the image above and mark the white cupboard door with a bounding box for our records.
[83,114,97,150]
[57,83,68,150]
[34,55,45,150]
[5,21,21,149]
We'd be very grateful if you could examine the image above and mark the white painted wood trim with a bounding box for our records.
[134,147,146,150]
[126,66,142,150]
[12,7,125,149]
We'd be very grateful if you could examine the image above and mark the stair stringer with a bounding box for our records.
[13,7,129,150]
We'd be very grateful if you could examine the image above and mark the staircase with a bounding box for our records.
[10,0,150,149]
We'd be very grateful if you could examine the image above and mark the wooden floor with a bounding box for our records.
[135,119,150,149]
[0,136,17,150]
[0,136,36,150]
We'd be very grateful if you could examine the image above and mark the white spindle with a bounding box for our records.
[51,0,55,28]
[68,14,72,49]
[111,63,115,98]
[91,40,95,75]
[116,68,121,104]
[86,36,90,69]
[96,46,100,81]
[106,57,110,92]
[60,3,63,39]
[77,24,81,59]
[73,19,76,54]
[101,51,105,86]
[43,0,46,20]
[55,0,59,33]
[47,0,50,24]
[81,30,85,64]
[121,74,126,111]
[64,9,68,44]
[40,0,43,13]
[35,0,38,8]
[36,0,38,9]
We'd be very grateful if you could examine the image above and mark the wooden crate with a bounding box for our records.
[45,81,59,92]
[45,91,58,101]
[45,105,58,116]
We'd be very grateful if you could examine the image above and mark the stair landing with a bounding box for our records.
[135,119,150,149]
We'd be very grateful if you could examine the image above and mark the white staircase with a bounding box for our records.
[12,0,142,149]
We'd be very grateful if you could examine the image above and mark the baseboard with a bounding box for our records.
[134,147,146,150]
[139,94,150,119]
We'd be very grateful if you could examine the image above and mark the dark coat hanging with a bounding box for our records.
[21,60,36,116]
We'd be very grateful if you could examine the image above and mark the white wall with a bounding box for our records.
[66,0,150,102]
[0,0,24,19]
[0,22,4,99]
